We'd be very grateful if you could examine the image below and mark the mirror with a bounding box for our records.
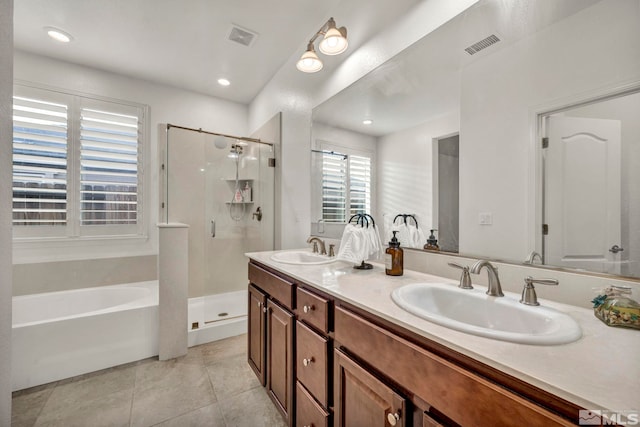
[311,0,640,278]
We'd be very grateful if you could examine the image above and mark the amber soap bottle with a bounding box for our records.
[385,231,403,276]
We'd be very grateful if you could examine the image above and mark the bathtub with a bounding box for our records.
[12,281,159,391]
[12,282,248,391]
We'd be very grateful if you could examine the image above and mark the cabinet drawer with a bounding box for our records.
[249,262,294,310]
[296,321,329,408]
[297,287,330,334]
[334,307,573,427]
[296,381,330,427]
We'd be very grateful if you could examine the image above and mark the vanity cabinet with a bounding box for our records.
[248,263,295,426]
[248,260,580,427]
[296,286,333,427]
[334,348,406,427]
[334,306,574,427]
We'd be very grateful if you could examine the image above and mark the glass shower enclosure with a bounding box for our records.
[163,125,275,328]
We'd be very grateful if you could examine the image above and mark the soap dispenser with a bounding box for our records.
[424,229,440,251]
[385,231,403,276]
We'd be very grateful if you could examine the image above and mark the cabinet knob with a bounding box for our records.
[303,304,315,313]
[387,412,400,426]
[302,357,314,366]
[262,307,267,313]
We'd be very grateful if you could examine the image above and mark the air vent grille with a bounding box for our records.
[227,25,258,47]
[464,34,500,55]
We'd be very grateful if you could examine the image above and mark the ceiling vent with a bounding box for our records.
[464,34,500,55]
[227,24,258,47]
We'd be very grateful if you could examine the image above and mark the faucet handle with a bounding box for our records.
[311,241,319,253]
[520,276,558,306]
[328,244,335,257]
[448,262,473,289]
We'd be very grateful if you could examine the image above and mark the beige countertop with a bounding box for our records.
[246,249,640,416]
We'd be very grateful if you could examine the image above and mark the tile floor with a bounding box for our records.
[11,334,287,427]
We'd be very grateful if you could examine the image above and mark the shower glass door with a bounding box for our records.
[165,127,275,328]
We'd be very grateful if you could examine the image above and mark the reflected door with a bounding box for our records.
[544,116,621,273]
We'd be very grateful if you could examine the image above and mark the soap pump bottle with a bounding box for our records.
[424,229,440,251]
[385,231,403,276]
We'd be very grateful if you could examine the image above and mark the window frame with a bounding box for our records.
[12,83,148,242]
[316,140,376,224]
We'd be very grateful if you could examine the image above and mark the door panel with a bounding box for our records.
[545,116,621,273]
[334,348,406,427]
[248,284,266,385]
[267,299,294,424]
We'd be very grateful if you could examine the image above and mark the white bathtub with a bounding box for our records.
[12,282,248,391]
[12,281,159,391]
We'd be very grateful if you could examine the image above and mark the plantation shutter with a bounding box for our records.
[79,106,140,226]
[322,152,347,222]
[349,155,371,216]
[12,95,68,226]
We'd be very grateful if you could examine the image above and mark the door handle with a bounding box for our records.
[609,245,624,254]
[211,219,215,238]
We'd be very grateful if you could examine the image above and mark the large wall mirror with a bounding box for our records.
[310,0,640,279]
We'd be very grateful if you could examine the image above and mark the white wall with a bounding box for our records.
[13,51,249,265]
[459,0,640,261]
[0,0,13,422]
[377,111,459,243]
[248,0,478,249]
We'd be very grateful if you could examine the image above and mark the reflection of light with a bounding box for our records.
[236,140,248,146]
[199,168,205,172]
[363,119,373,125]
[217,78,230,86]
[228,153,238,159]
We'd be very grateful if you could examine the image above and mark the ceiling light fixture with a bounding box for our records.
[296,17,348,73]
[44,26,73,43]
[217,78,231,86]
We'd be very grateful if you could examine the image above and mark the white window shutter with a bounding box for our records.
[12,96,68,226]
[322,152,347,222]
[79,107,140,226]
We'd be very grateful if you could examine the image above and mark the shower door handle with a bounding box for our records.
[211,219,216,238]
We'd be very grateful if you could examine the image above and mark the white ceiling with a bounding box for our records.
[313,0,602,137]
[13,0,422,104]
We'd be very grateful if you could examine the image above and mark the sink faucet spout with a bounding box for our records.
[470,260,504,297]
[306,236,327,255]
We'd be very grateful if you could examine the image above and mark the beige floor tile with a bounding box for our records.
[11,384,55,427]
[34,388,133,427]
[134,359,212,393]
[218,387,287,427]
[152,403,225,427]
[206,354,261,401]
[131,364,216,427]
[200,334,247,365]
[41,366,136,412]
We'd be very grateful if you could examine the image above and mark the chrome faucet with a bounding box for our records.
[306,236,327,255]
[470,260,504,297]
[524,251,543,265]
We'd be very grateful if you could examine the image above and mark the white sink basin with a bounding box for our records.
[270,250,336,265]
[391,283,582,345]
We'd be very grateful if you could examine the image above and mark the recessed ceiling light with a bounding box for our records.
[363,119,373,125]
[44,27,73,43]
[217,78,231,86]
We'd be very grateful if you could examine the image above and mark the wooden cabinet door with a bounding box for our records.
[267,299,295,426]
[334,349,406,427]
[248,284,266,385]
